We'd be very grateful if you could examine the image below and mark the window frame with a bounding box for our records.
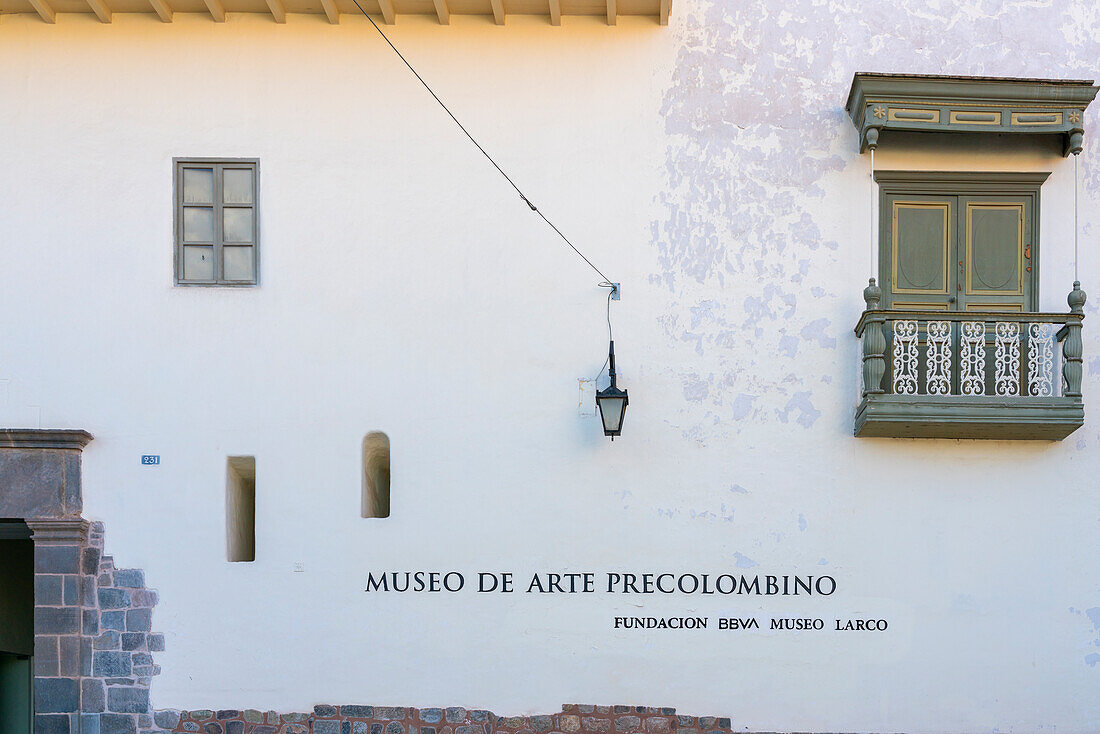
[874,171,1047,311]
[173,158,260,287]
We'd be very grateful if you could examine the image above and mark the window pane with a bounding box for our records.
[223,169,254,204]
[223,208,253,243]
[183,168,214,204]
[183,246,214,281]
[183,207,215,242]
[223,246,254,281]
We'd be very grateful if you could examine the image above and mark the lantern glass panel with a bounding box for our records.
[598,395,627,434]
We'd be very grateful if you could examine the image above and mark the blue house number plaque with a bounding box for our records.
[141,455,160,465]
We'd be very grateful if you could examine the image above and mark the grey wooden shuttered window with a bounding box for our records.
[174,159,259,285]
[876,172,1045,312]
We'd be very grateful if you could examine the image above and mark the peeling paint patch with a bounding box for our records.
[777,391,821,427]
[732,552,758,569]
[797,514,807,531]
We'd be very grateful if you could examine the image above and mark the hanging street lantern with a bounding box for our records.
[595,340,629,439]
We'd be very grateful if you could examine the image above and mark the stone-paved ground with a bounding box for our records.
[159,706,734,734]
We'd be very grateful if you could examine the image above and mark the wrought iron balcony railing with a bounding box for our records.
[853,282,1086,439]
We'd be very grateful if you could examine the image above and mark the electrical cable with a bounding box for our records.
[349,0,617,293]
[1074,151,1079,282]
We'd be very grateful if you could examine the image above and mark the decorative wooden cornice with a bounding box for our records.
[846,73,1099,156]
[0,429,93,450]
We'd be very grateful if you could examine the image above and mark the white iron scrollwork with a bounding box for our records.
[1028,322,1056,396]
[926,321,951,395]
[892,320,919,395]
[994,321,1021,396]
[960,321,987,395]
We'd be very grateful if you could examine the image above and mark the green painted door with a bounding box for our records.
[882,193,1034,312]
[0,654,32,734]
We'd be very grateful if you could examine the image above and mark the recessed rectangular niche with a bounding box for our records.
[226,456,256,562]
[362,432,390,519]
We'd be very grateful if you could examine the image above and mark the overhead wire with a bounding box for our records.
[348,0,617,297]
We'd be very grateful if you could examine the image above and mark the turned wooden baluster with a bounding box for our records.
[1063,282,1086,397]
[861,278,886,396]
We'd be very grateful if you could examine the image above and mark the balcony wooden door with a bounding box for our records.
[882,193,1035,313]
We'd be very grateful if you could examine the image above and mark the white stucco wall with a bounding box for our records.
[2,1,1100,731]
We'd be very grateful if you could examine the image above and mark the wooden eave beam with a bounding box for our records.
[264,0,285,22]
[149,0,173,22]
[376,0,394,23]
[27,0,55,22]
[605,0,615,25]
[432,0,449,24]
[86,0,111,21]
[203,0,225,21]
[547,0,559,24]
[659,0,668,24]
[320,0,339,23]
[489,0,503,24]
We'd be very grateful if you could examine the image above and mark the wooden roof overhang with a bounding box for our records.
[846,72,1099,156]
[0,0,668,25]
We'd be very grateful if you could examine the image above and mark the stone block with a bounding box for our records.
[61,575,78,605]
[419,728,435,734]
[444,710,466,725]
[643,721,669,733]
[593,710,610,717]
[375,709,405,721]
[58,635,81,677]
[369,724,382,734]
[132,653,154,666]
[352,724,369,734]
[83,609,100,636]
[204,723,223,734]
[33,636,59,676]
[467,713,488,724]
[138,715,153,728]
[35,575,64,605]
[280,715,307,724]
[81,576,97,607]
[613,719,639,733]
[154,712,181,731]
[125,607,151,633]
[82,714,102,734]
[82,547,102,575]
[34,677,79,713]
[92,651,131,677]
[184,724,199,732]
[418,711,441,725]
[98,589,131,610]
[531,718,553,733]
[102,612,125,631]
[95,631,121,650]
[714,720,729,730]
[122,633,146,651]
[674,719,693,728]
[559,717,580,733]
[114,570,145,588]
[243,711,264,724]
[312,706,337,718]
[696,720,714,730]
[216,712,240,721]
[108,688,150,714]
[83,679,106,713]
[35,713,71,734]
[342,722,351,734]
[35,608,80,635]
[340,707,372,719]
[35,546,82,575]
[658,711,674,718]
[130,590,158,608]
[225,721,244,734]
[454,728,481,734]
[384,724,404,734]
[581,719,609,733]
[313,721,340,734]
[252,727,276,734]
[102,715,138,734]
[105,679,134,686]
[611,709,628,716]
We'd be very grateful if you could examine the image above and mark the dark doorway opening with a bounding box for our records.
[0,520,33,734]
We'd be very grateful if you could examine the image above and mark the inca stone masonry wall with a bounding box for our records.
[156,706,732,734]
